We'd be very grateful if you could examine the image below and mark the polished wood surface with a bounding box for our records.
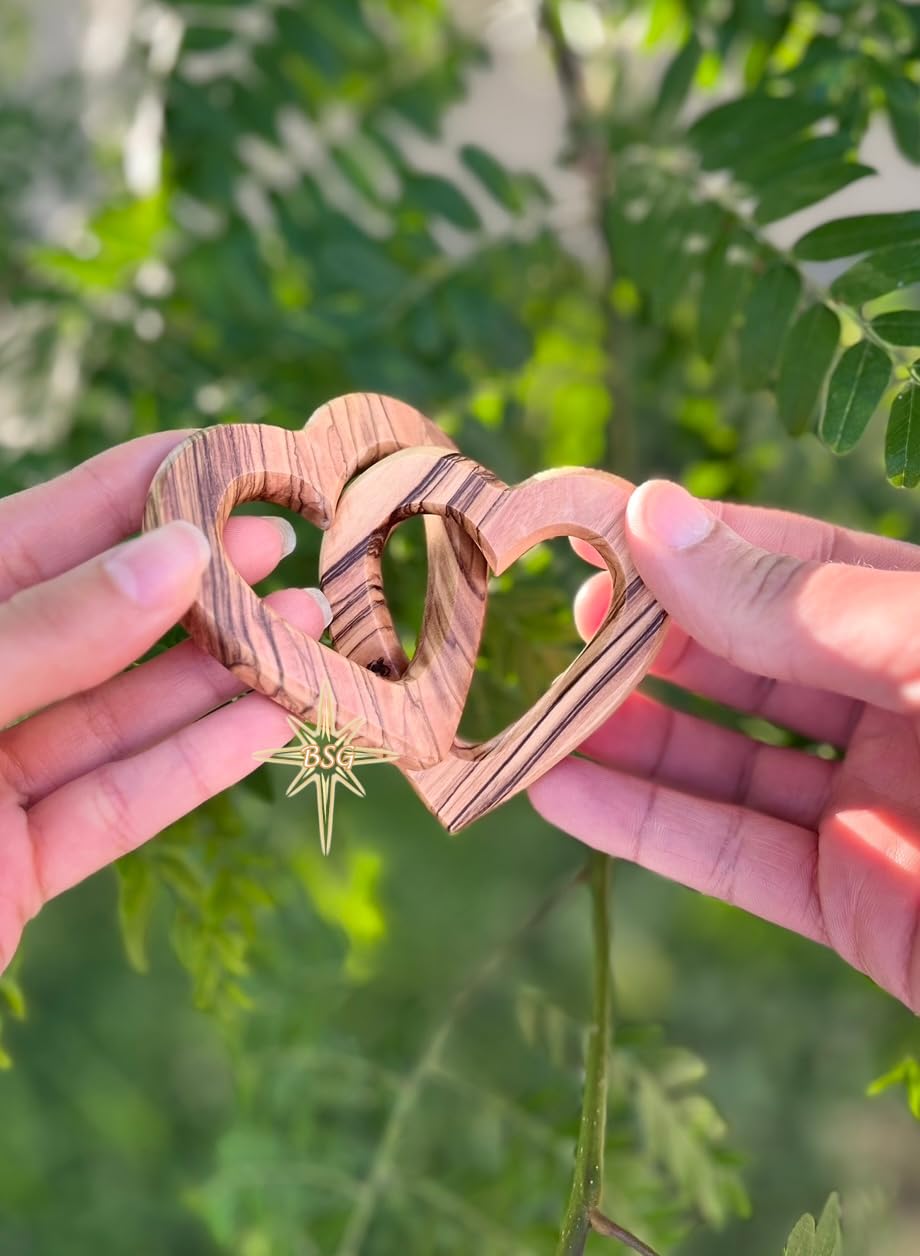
[145,394,487,769]
[145,393,667,830]
[321,446,667,830]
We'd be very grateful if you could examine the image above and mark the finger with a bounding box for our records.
[529,757,826,943]
[626,481,920,715]
[0,511,297,797]
[0,521,210,727]
[221,513,296,581]
[0,587,331,805]
[580,691,835,830]
[571,499,920,572]
[575,569,861,745]
[0,430,192,601]
[27,689,312,903]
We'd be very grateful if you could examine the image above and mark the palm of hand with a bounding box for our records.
[0,433,322,975]
[820,703,920,1007]
[530,499,920,1014]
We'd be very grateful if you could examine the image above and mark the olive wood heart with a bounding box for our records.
[320,447,668,832]
[143,393,489,770]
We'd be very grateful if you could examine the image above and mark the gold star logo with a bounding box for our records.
[254,682,399,855]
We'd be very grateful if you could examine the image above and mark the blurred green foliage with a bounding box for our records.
[0,0,919,1254]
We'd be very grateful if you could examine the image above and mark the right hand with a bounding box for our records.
[530,480,920,1012]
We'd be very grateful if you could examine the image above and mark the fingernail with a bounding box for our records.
[634,480,714,550]
[303,587,333,630]
[104,521,211,606]
[262,515,296,558]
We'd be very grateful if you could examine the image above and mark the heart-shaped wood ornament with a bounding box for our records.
[145,392,667,832]
[144,394,489,770]
[320,446,668,831]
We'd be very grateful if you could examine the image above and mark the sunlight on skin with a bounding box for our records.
[532,481,920,1013]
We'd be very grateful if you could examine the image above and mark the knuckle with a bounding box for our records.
[0,521,46,602]
[76,686,126,762]
[171,727,213,801]
[92,765,140,858]
[0,740,33,807]
[710,806,746,905]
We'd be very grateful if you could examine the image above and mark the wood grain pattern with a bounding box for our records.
[145,391,667,832]
[320,446,668,831]
[144,393,488,770]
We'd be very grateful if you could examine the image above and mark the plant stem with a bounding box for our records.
[555,851,612,1256]
[335,867,583,1256]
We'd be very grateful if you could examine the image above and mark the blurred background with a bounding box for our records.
[1,1,919,1253]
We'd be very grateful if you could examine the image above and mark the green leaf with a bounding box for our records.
[440,284,530,370]
[732,133,854,189]
[885,74,920,163]
[754,163,874,226]
[795,211,920,261]
[318,231,408,300]
[831,241,920,305]
[886,378,920,487]
[698,226,753,358]
[654,34,702,125]
[647,202,722,318]
[739,263,802,389]
[117,856,158,974]
[689,95,829,171]
[776,304,840,433]
[29,192,167,292]
[0,973,25,1021]
[404,173,481,230]
[819,339,891,453]
[459,144,525,214]
[784,1212,816,1256]
[871,310,920,346]
[814,1193,843,1256]
[867,1055,920,1117]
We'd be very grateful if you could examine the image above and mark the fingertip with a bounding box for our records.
[261,586,330,640]
[104,520,210,608]
[627,480,714,551]
[570,536,607,568]
[573,570,612,641]
[222,515,296,584]
[303,586,333,631]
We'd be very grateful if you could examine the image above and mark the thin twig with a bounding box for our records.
[589,1208,663,1256]
[555,852,613,1256]
[334,867,583,1256]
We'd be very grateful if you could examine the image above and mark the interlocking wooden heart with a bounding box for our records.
[144,393,667,831]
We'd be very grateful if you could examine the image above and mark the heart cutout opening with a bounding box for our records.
[144,397,487,771]
[320,446,667,831]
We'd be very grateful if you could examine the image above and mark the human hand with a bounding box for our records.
[529,480,920,1013]
[0,433,329,974]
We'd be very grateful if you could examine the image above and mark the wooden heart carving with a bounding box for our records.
[320,447,668,831]
[143,394,489,770]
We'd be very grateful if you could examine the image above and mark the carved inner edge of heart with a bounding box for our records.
[143,394,490,771]
[320,446,669,832]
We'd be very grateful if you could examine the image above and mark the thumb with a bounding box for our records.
[625,480,920,714]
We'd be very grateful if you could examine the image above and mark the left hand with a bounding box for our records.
[0,433,327,973]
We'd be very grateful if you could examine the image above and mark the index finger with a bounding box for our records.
[0,429,193,601]
[572,498,920,572]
